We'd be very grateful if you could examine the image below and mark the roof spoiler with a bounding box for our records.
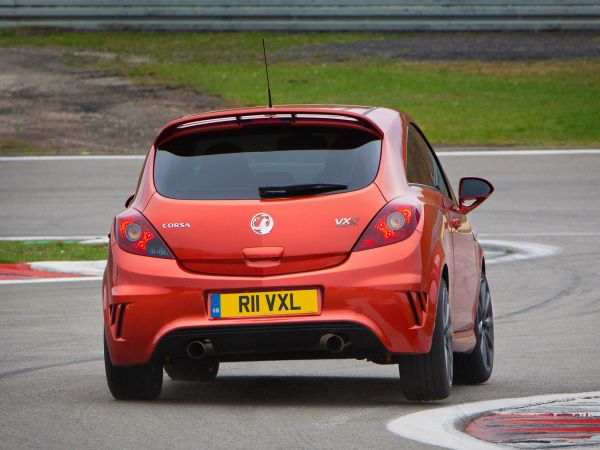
[153,107,384,148]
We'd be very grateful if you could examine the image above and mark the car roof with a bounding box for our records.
[152,104,412,149]
[178,104,406,121]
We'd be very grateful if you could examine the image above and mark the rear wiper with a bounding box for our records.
[258,183,348,198]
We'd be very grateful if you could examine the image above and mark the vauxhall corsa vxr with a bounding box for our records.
[103,106,495,401]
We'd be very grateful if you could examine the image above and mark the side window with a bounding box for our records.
[432,158,452,199]
[406,124,435,188]
[406,124,452,199]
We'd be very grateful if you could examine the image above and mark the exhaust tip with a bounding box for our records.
[186,340,207,360]
[320,333,349,354]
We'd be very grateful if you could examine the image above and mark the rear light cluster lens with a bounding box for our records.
[124,222,142,241]
[115,209,173,259]
[354,201,421,251]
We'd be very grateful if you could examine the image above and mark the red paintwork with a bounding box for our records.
[0,263,85,280]
[466,413,600,443]
[147,184,386,276]
[103,105,490,366]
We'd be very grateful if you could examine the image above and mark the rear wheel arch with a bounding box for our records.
[422,261,449,354]
[441,264,449,292]
[439,263,451,331]
[454,276,494,385]
[104,332,163,400]
[399,276,453,400]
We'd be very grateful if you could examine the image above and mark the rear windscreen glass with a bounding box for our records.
[154,125,382,200]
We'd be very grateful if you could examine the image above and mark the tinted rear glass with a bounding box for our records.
[154,125,382,200]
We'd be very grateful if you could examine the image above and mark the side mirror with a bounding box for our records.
[124,194,135,208]
[458,177,494,214]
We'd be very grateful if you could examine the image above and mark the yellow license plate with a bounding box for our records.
[209,289,319,319]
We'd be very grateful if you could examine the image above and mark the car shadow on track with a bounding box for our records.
[158,376,445,406]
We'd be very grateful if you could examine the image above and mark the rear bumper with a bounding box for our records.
[150,322,388,363]
[103,231,441,366]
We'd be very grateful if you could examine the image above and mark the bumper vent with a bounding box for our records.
[109,303,127,339]
[407,292,427,327]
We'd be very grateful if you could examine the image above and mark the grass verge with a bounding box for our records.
[0,241,108,264]
[0,138,64,156]
[1,30,599,146]
[130,59,600,146]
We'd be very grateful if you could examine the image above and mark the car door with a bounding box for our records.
[406,124,476,332]
[405,125,458,320]
[417,127,478,332]
[444,196,479,332]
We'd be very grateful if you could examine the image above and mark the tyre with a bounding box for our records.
[454,276,494,385]
[164,358,219,382]
[104,333,163,400]
[399,278,453,401]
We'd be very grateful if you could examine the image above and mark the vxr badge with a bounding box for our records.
[335,217,359,227]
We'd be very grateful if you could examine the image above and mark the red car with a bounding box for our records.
[103,106,494,401]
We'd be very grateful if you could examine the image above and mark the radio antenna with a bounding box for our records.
[262,38,273,108]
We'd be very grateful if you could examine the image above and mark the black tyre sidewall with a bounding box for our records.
[453,276,494,385]
[399,278,452,401]
[104,331,163,400]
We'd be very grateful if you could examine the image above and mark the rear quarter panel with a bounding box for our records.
[413,186,452,302]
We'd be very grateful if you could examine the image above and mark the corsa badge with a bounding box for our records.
[250,213,274,235]
[162,222,191,228]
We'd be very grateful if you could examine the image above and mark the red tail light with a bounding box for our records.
[115,209,173,259]
[353,201,421,251]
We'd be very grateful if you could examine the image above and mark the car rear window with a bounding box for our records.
[154,125,382,200]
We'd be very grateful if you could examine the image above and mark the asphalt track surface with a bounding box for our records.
[1,152,599,449]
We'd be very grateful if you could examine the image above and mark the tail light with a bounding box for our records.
[353,201,421,251]
[115,209,173,259]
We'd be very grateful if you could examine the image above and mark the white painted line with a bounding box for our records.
[2,233,592,242]
[80,237,110,245]
[387,391,600,450]
[0,277,102,286]
[0,236,107,241]
[437,149,600,156]
[0,155,145,162]
[480,232,600,237]
[480,239,560,265]
[0,240,556,286]
[29,260,106,277]
[500,395,600,417]
[1,149,599,162]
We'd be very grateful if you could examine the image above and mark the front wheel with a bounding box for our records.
[399,278,453,401]
[454,276,494,384]
[104,333,163,400]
